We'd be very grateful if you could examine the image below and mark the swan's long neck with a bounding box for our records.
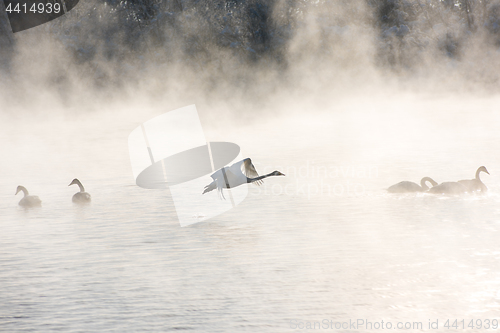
[75,180,85,192]
[475,168,484,181]
[248,172,278,183]
[18,186,28,197]
[421,177,438,190]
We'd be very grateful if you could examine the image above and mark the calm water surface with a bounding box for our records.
[1,99,500,332]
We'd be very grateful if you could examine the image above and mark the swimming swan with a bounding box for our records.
[458,166,489,193]
[387,177,438,193]
[202,158,285,199]
[15,185,42,207]
[428,181,468,195]
[69,178,91,204]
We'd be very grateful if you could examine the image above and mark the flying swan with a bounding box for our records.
[202,158,285,198]
[387,177,438,193]
[15,185,42,208]
[69,178,91,203]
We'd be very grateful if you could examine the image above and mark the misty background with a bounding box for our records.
[3,2,500,332]
[1,0,500,115]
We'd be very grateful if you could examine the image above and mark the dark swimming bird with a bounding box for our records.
[428,181,468,195]
[69,178,91,204]
[15,185,42,207]
[387,177,438,193]
[203,158,285,199]
[458,166,489,193]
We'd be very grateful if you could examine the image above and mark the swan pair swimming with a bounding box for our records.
[15,178,91,208]
[203,158,285,199]
[428,166,490,195]
[388,166,489,195]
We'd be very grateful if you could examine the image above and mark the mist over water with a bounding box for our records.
[2,0,500,332]
[3,0,500,112]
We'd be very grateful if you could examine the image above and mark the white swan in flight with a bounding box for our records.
[202,158,285,198]
[387,177,438,193]
[15,185,42,207]
[458,166,489,193]
[69,178,91,204]
[428,181,468,195]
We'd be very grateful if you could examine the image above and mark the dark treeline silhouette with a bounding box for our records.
[53,0,290,64]
[369,0,500,69]
[1,0,500,92]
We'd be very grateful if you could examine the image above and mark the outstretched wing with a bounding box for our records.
[204,169,227,199]
[210,169,222,181]
[242,158,263,186]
